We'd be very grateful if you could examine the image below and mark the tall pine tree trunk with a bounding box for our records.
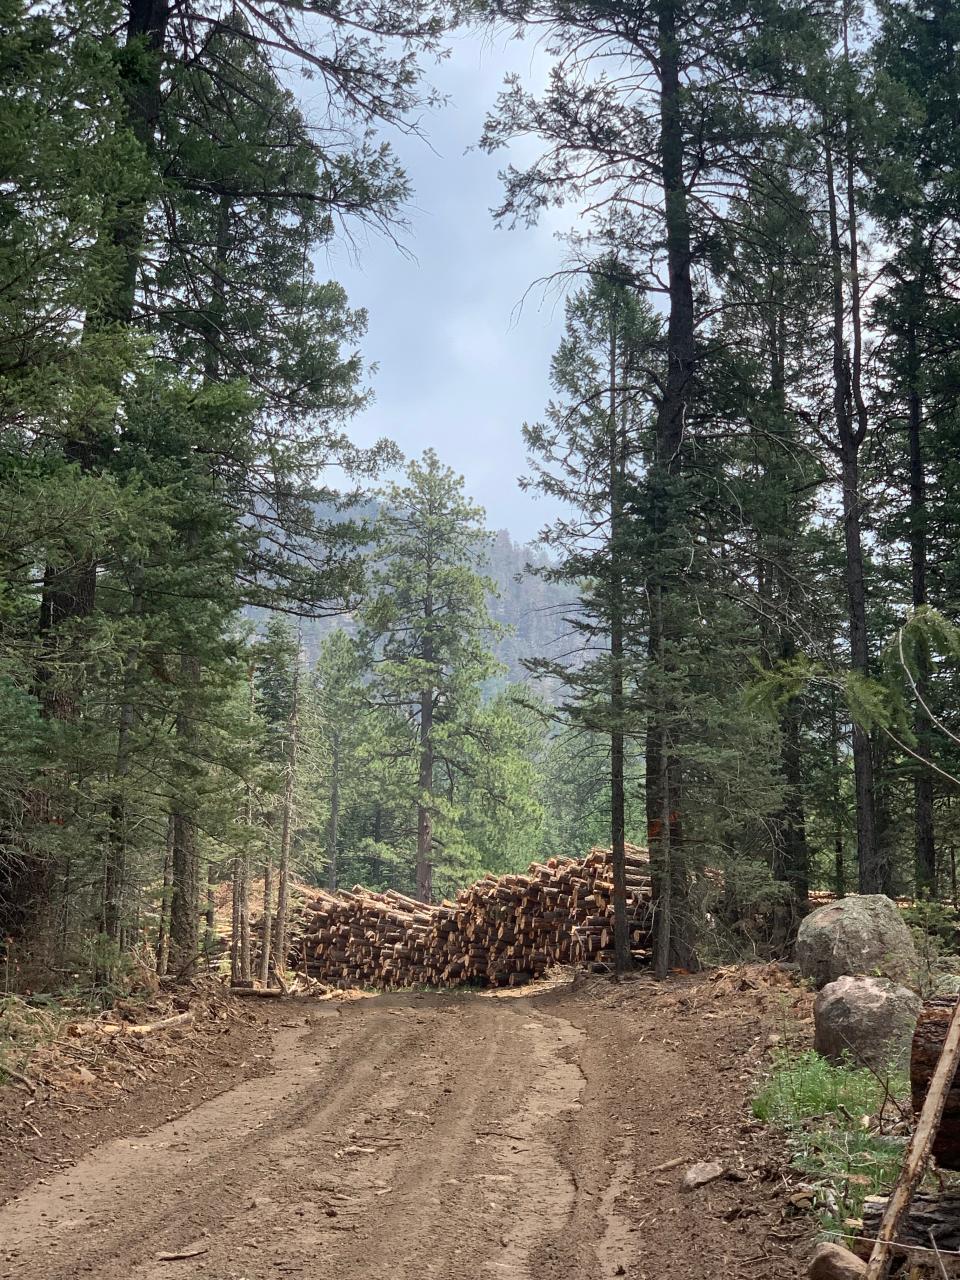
[273,651,299,972]
[327,733,341,893]
[156,813,173,975]
[824,132,883,894]
[765,284,809,900]
[105,582,146,942]
[647,0,696,974]
[259,854,273,986]
[907,317,936,893]
[233,666,255,983]
[417,687,434,903]
[607,315,630,976]
[168,649,201,976]
[168,194,231,978]
[169,802,199,977]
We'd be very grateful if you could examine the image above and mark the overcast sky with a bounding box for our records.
[311,29,576,544]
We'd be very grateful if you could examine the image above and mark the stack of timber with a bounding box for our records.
[297,845,652,989]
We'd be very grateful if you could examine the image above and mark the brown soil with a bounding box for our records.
[0,968,814,1280]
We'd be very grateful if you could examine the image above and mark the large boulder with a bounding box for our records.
[796,894,918,990]
[813,974,920,1073]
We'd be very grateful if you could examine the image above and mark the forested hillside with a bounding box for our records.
[291,523,577,686]
[3,0,960,996]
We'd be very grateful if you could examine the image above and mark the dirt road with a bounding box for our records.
[0,975,811,1280]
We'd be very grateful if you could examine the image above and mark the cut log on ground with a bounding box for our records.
[295,845,652,990]
[912,998,960,1170]
[861,1192,960,1255]
[870,994,960,1279]
[128,1012,194,1037]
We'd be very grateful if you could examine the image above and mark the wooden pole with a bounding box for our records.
[866,995,960,1280]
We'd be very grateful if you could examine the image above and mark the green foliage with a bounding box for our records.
[754,1049,910,1233]
[0,0,449,980]
[694,860,797,964]
[359,451,509,894]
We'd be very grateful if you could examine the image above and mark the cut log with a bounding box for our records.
[912,998,960,1169]
[128,1011,195,1037]
[862,1192,960,1254]
[293,845,652,992]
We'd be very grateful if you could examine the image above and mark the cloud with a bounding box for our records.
[313,31,574,542]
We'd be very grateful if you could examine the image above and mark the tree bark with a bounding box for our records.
[230,848,241,983]
[168,629,202,974]
[327,733,341,893]
[105,582,146,942]
[155,813,173,976]
[168,803,199,978]
[824,130,883,894]
[259,853,273,986]
[778,654,810,899]
[906,318,936,894]
[607,313,630,976]
[273,647,300,971]
[417,688,434,903]
[647,0,696,974]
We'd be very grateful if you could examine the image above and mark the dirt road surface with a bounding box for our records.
[0,974,812,1280]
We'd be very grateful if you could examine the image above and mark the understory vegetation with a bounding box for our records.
[754,1049,911,1236]
[3,0,960,992]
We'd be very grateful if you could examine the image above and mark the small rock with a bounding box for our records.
[786,1189,815,1215]
[807,1241,866,1280]
[681,1161,724,1190]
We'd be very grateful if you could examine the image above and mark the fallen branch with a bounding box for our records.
[128,1012,194,1038]
[1,1066,37,1093]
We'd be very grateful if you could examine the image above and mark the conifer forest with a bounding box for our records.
[5,3,960,1274]
[5,0,960,989]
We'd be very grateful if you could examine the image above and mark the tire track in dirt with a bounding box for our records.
[0,977,813,1280]
[0,995,589,1280]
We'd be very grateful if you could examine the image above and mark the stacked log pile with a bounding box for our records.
[296,846,652,989]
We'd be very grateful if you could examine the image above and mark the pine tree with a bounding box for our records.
[360,451,502,901]
[522,262,661,973]
[306,631,371,892]
[475,0,823,969]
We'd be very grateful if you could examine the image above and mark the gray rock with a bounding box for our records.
[680,1161,724,1190]
[813,974,920,1073]
[933,971,960,997]
[796,895,918,989]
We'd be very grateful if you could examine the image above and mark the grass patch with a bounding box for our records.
[0,994,68,1084]
[753,1049,911,1236]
